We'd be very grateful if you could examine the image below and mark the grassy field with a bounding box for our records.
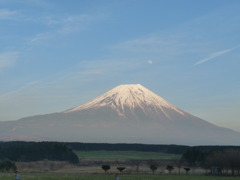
[15,151,181,174]
[0,174,238,180]
[75,151,181,160]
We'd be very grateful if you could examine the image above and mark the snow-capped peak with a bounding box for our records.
[65,84,184,116]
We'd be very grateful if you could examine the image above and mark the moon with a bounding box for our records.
[147,60,153,64]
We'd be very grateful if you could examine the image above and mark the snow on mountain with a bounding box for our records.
[65,84,185,117]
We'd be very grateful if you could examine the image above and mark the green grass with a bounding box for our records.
[75,151,181,160]
[0,174,238,180]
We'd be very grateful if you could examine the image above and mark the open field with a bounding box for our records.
[0,174,239,180]
[16,160,183,174]
[75,151,181,160]
[15,151,185,174]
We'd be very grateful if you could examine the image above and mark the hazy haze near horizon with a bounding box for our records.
[0,0,239,131]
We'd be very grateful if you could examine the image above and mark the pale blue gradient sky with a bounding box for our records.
[0,0,240,131]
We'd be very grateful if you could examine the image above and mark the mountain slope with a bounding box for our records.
[0,84,239,145]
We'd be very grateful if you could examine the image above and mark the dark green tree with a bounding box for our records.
[166,165,174,174]
[184,167,191,175]
[101,164,110,173]
[117,167,125,173]
[149,164,158,174]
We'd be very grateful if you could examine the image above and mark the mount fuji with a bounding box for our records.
[0,84,239,145]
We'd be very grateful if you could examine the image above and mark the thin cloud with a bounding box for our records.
[195,47,237,65]
[29,13,107,44]
[110,36,175,53]
[0,81,39,98]
[0,9,18,20]
[108,34,193,57]
[0,8,37,22]
[0,0,53,10]
[29,32,53,43]
[0,51,18,69]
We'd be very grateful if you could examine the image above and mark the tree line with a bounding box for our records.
[64,142,189,154]
[0,141,79,164]
[181,146,240,176]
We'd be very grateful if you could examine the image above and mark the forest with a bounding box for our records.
[0,141,79,164]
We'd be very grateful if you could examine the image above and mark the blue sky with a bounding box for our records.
[0,0,240,131]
